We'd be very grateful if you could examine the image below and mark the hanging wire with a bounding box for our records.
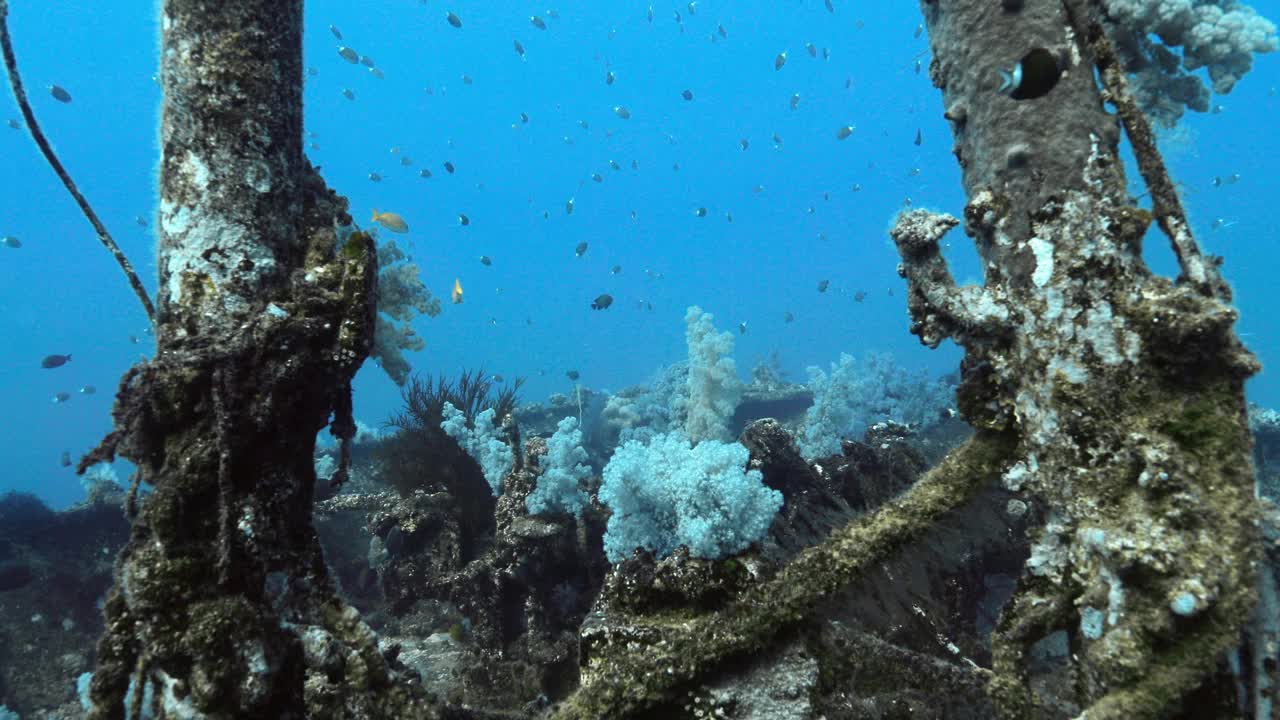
[0,0,157,324]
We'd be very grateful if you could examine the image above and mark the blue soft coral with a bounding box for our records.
[599,431,782,562]
[526,416,591,516]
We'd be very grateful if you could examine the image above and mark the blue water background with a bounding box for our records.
[0,1,1275,508]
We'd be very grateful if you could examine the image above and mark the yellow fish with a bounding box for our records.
[451,278,463,304]
[371,208,409,233]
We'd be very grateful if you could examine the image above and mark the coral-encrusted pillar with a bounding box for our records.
[83,1,434,717]
[894,1,1262,716]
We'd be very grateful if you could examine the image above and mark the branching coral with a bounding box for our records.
[441,402,514,495]
[798,352,954,459]
[677,306,742,444]
[598,431,782,562]
[370,239,441,385]
[1102,0,1278,125]
[526,416,591,517]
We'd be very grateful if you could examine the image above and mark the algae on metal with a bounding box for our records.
[556,431,1017,718]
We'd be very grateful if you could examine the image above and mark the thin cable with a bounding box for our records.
[0,0,157,324]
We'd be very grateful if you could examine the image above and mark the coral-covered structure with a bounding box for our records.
[547,2,1270,718]
[71,1,435,716]
[895,1,1263,715]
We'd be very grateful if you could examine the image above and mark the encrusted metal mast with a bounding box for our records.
[894,1,1261,716]
[78,1,434,716]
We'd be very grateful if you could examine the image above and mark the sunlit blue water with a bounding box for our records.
[0,1,1275,509]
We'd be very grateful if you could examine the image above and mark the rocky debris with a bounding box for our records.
[600,547,760,615]
[823,422,930,511]
[690,639,820,720]
[0,489,129,714]
[811,620,994,719]
[738,418,855,558]
[315,433,607,711]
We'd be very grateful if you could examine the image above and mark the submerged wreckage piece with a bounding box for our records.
[553,2,1268,718]
[893,1,1263,717]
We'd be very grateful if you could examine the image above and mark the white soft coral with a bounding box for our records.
[678,306,742,444]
